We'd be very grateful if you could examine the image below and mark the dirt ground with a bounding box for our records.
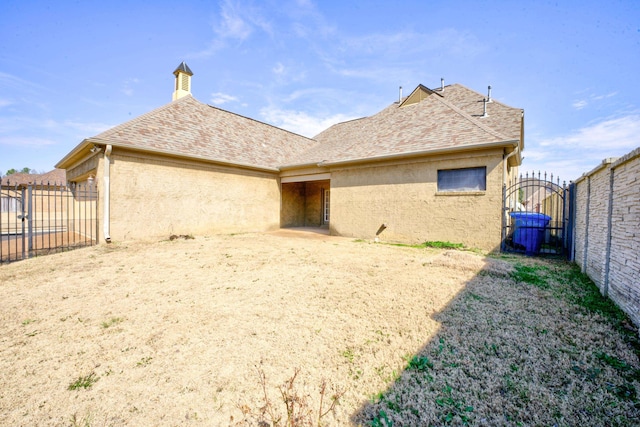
[0,230,637,426]
[1,231,95,263]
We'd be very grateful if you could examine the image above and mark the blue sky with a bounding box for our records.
[1,0,638,182]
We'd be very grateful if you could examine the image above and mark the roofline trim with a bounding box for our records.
[85,138,281,173]
[278,161,326,171]
[318,139,520,168]
[55,139,93,169]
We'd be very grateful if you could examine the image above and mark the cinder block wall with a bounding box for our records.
[329,149,504,251]
[573,148,640,328]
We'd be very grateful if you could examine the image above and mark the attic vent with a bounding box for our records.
[182,74,190,91]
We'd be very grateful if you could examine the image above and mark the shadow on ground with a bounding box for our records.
[351,254,640,426]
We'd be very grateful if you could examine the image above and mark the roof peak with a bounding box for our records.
[173,61,193,76]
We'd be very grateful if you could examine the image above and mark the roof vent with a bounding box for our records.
[482,98,489,117]
[441,78,445,92]
[398,86,403,103]
[487,85,493,103]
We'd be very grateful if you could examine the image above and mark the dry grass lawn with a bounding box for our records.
[0,230,638,426]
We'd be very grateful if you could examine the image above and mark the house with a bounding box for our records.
[56,63,523,251]
[1,169,68,234]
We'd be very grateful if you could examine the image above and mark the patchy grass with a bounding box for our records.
[100,317,123,329]
[359,256,640,426]
[68,373,99,391]
[1,234,638,426]
[385,240,466,250]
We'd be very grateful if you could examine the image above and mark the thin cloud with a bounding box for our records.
[539,114,639,150]
[210,92,239,105]
[341,28,485,58]
[260,107,356,137]
[0,136,57,147]
[121,78,140,97]
[571,91,618,110]
[0,99,12,108]
[524,114,640,181]
[572,100,588,110]
[191,0,273,58]
[64,120,112,134]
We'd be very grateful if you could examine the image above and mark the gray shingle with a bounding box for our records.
[90,95,316,170]
[83,83,522,171]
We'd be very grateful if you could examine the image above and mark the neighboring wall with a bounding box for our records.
[573,147,640,327]
[329,149,504,251]
[101,149,281,240]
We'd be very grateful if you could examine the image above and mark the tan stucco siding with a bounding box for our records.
[105,150,280,240]
[281,182,305,227]
[329,150,504,251]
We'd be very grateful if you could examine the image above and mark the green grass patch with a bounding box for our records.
[385,241,465,250]
[406,355,433,372]
[101,317,123,329]
[510,264,549,289]
[423,241,465,250]
[68,373,98,390]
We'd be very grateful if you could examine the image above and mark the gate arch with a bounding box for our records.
[501,171,572,256]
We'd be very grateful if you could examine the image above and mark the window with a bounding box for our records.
[437,167,486,192]
[322,189,330,224]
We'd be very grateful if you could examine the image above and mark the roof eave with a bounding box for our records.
[55,139,94,169]
[278,161,326,171]
[85,138,280,173]
[319,139,520,168]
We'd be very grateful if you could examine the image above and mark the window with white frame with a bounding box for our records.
[323,189,330,223]
[437,167,486,192]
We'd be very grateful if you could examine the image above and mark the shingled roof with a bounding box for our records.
[58,83,522,172]
[291,83,522,166]
[1,169,66,186]
[83,95,316,171]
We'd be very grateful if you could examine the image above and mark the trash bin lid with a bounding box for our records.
[509,212,551,221]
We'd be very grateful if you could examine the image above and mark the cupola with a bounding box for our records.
[172,62,193,101]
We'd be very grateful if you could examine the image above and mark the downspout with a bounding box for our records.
[103,144,112,243]
[502,145,520,250]
[503,145,520,188]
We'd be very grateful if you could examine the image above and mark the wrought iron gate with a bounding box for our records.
[0,181,98,263]
[501,172,573,257]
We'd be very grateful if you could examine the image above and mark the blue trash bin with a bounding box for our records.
[510,212,551,255]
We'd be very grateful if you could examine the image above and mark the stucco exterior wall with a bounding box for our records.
[104,150,280,240]
[281,182,305,227]
[573,148,640,328]
[329,149,504,251]
[304,180,329,227]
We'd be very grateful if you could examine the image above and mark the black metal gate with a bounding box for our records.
[501,172,573,257]
[1,181,98,264]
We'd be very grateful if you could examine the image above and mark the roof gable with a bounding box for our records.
[83,96,316,171]
[57,82,523,172]
[292,83,522,165]
[399,84,442,107]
